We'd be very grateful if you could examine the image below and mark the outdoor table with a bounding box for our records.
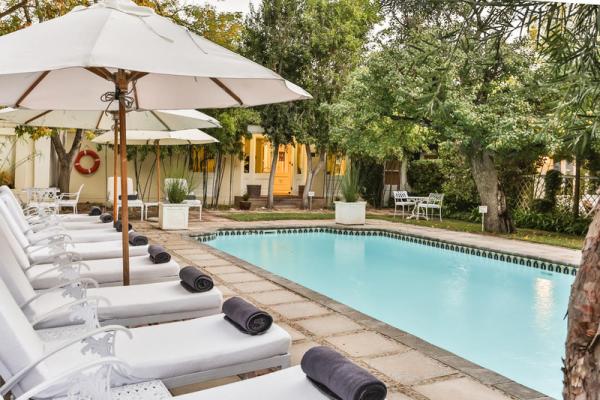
[22,187,60,205]
[406,196,429,220]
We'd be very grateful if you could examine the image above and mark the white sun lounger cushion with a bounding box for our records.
[177,366,330,400]
[25,282,223,328]
[26,255,179,289]
[39,315,291,394]
[27,241,149,264]
[28,227,123,243]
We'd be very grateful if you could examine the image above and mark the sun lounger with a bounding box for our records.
[0,212,179,287]
[0,279,290,399]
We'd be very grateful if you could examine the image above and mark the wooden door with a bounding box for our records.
[274,145,293,195]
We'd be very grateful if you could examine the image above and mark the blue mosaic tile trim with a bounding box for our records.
[193,227,577,276]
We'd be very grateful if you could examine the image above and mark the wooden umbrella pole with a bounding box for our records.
[116,69,130,286]
[112,113,119,220]
[156,141,160,202]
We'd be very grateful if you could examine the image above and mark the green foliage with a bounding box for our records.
[513,210,590,236]
[544,169,562,205]
[438,142,479,214]
[355,158,383,207]
[165,179,188,204]
[340,164,361,202]
[407,160,444,196]
[242,192,250,201]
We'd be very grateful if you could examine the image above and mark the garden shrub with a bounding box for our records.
[531,198,555,213]
[543,169,562,208]
[438,142,479,214]
[513,209,590,236]
[407,159,444,196]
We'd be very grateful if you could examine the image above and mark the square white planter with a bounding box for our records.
[335,201,366,225]
[159,203,189,230]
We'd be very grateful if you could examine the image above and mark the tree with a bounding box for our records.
[292,0,379,208]
[243,0,310,208]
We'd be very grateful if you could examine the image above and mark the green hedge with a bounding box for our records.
[407,159,444,196]
[513,209,590,236]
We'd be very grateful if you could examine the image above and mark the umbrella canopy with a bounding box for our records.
[0,108,221,130]
[0,0,311,110]
[0,0,311,286]
[92,129,219,145]
[93,129,218,204]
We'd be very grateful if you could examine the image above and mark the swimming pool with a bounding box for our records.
[208,230,574,398]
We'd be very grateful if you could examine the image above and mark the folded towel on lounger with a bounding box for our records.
[114,220,132,232]
[99,213,113,223]
[128,232,148,246]
[148,244,171,264]
[222,297,273,335]
[179,266,214,293]
[88,206,102,216]
[118,194,139,200]
[301,346,387,400]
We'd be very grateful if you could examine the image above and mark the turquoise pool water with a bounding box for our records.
[209,232,573,398]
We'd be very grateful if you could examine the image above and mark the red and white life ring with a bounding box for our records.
[74,149,101,175]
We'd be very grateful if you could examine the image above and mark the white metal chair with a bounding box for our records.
[416,193,444,221]
[107,176,144,220]
[392,190,416,217]
[165,178,202,220]
[57,184,84,214]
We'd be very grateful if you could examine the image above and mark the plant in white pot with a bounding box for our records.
[159,178,190,230]
[335,164,366,225]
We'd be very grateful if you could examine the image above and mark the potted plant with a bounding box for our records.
[335,164,366,225]
[159,178,190,230]
[239,192,252,210]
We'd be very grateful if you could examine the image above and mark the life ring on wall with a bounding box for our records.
[74,149,101,175]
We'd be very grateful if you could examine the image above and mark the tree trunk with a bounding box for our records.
[266,143,279,209]
[469,149,514,233]
[573,155,581,218]
[564,210,600,400]
[400,158,409,190]
[302,147,325,209]
[50,129,83,194]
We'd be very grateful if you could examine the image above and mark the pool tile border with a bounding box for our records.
[196,235,552,400]
[193,226,578,276]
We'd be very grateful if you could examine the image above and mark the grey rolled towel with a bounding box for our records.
[128,232,148,246]
[88,206,102,216]
[301,346,387,400]
[148,244,171,264]
[179,266,214,292]
[222,296,273,335]
[118,194,139,200]
[99,213,113,223]
[114,220,132,232]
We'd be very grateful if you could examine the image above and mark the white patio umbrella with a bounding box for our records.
[0,107,221,219]
[0,0,311,285]
[92,129,219,203]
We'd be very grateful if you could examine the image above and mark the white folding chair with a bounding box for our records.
[57,184,84,214]
[392,190,416,217]
[416,193,444,221]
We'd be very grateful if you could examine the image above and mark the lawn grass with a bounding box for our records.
[215,211,584,249]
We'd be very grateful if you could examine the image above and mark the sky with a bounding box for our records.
[187,0,261,14]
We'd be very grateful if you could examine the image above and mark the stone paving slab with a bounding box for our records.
[365,351,457,385]
[131,219,544,399]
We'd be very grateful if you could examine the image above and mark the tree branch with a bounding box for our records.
[0,1,28,19]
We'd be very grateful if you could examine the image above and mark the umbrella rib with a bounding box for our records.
[16,71,49,107]
[85,67,113,81]
[132,81,140,110]
[210,78,243,106]
[24,110,52,125]
[150,110,171,130]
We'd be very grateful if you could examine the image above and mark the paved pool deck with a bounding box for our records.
[133,214,573,400]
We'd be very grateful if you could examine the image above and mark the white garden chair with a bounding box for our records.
[57,184,84,214]
[416,193,444,221]
[107,176,144,220]
[392,190,416,217]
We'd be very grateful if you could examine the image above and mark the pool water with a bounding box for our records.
[209,232,573,398]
